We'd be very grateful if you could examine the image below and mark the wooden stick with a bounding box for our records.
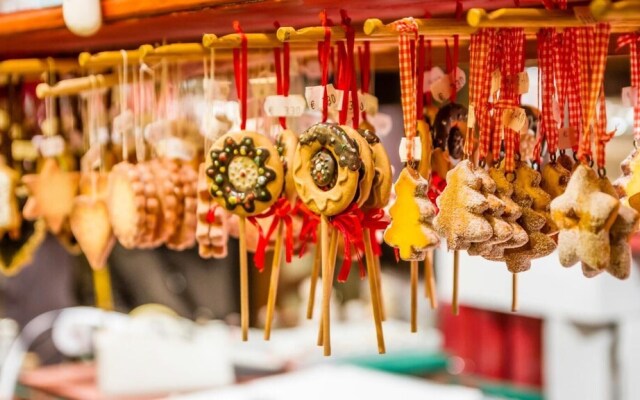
[93,267,114,311]
[511,273,518,312]
[452,250,460,316]
[320,216,332,355]
[306,226,322,320]
[364,230,385,354]
[317,227,338,348]
[238,216,249,341]
[424,250,438,309]
[410,260,418,333]
[264,222,284,340]
[374,254,386,321]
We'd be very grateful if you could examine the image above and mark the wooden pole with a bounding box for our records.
[306,226,322,320]
[364,230,385,353]
[93,266,114,311]
[512,273,518,312]
[374,255,386,321]
[238,216,249,341]
[424,250,437,309]
[410,260,418,333]
[320,216,332,355]
[263,222,284,340]
[452,250,459,316]
[317,228,338,348]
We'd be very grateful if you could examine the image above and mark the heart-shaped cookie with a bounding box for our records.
[70,195,115,270]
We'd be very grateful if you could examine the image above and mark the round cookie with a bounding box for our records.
[206,131,283,217]
[433,103,467,161]
[293,123,361,216]
[342,125,375,208]
[107,162,146,249]
[359,127,392,210]
[276,129,299,203]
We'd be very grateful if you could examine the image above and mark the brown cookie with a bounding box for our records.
[107,162,147,249]
[342,125,375,209]
[276,129,299,203]
[359,127,392,210]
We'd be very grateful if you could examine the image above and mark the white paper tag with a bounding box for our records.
[468,105,476,128]
[516,71,529,95]
[552,99,562,123]
[264,95,306,117]
[0,172,9,227]
[430,67,466,103]
[423,66,445,94]
[502,107,527,132]
[398,137,422,162]
[305,84,343,112]
[155,137,195,161]
[34,135,65,157]
[558,127,577,149]
[203,79,231,101]
[622,86,638,107]
[490,69,501,95]
[359,91,379,116]
[250,77,276,100]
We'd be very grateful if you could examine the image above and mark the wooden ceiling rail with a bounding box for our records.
[203,32,283,49]
[78,45,154,69]
[591,0,640,25]
[0,58,77,76]
[36,73,118,99]
[364,18,475,38]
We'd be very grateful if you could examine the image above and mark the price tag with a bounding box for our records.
[34,135,65,157]
[429,67,466,103]
[468,105,476,128]
[264,95,306,117]
[515,71,529,95]
[558,127,578,149]
[305,84,343,112]
[358,91,379,116]
[552,99,562,123]
[502,107,527,132]
[423,66,445,94]
[490,69,501,95]
[203,79,231,101]
[622,86,638,107]
[11,140,38,161]
[399,137,422,162]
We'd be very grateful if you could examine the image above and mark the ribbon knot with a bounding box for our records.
[248,197,295,271]
[331,204,366,282]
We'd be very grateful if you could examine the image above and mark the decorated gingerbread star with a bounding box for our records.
[550,164,620,271]
[22,158,79,234]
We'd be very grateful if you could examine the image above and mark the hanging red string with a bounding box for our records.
[317,10,332,123]
[273,21,290,130]
[358,41,371,121]
[232,21,248,130]
[416,35,425,121]
[425,39,433,107]
[341,9,359,129]
[618,33,640,146]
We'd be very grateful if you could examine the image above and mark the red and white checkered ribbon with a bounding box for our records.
[534,28,558,163]
[392,18,418,160]
[492,28,525,172]
[618,33,640,142]
[469,29,497,160]
[576,23,611,164]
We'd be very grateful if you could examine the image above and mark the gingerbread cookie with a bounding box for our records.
[149,158,182,243]
[550,164,620,270]
[541,162,571,200]
[513,161,556,235]
[107,162,147,249]
[384,167,439,260]
[70,195,115,270]
[196,163,228,259]
[207,131,283,217]
[360,128,392,210]
[293,123,361,216]
[433,103,467,161]
[417,119,433,180]
[167,163,197,251]
[276,129,299,203]
[434,160,493,250]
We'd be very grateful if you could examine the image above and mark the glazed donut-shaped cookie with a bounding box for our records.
[207,131,283,217]
[276,129,299,203]
[293,123,362,216]
[359,127,392,210]
[342,125,375,208]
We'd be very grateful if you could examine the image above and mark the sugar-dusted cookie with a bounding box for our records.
[433,160,493,250]
[541,162,571,200]
[513,161,556,235]
[293,123,361,216]
[550,164,620,271]
[207,131,283,217]
[384,167,439,260]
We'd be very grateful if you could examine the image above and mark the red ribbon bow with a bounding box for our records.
[331,204,366,283]
[362,208,390,257]
[248,197,295,271]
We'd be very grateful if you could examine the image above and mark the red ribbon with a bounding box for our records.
[330,203,366,283]
[358,41,371,121]
[273,21,290,129]
[427,172,447,211]
[296,200,320,257]
[248,197,295,271]
[416,35,425,121]
[232,21,248,130]
[318,10,332,123]
[362,208,390,257]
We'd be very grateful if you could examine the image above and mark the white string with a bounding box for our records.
[120,49,128,160]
